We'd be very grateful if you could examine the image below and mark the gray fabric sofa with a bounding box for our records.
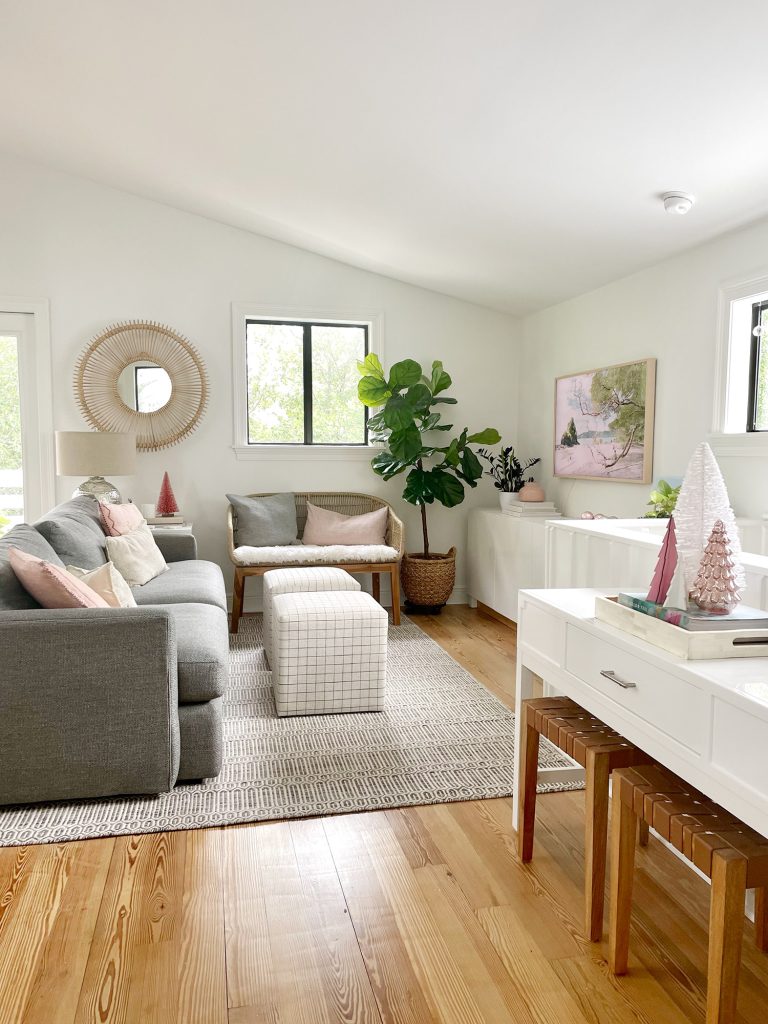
[0,496,228,806]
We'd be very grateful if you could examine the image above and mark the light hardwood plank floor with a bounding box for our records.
[1,606,767,1023]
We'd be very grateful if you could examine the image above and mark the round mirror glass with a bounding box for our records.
[117,362,173,413]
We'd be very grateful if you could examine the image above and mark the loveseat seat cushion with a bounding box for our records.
[131,559,227,613]
[232,543,400,566]
[162,603,229,703]
[0,524,65,610]
[35,495,108,569]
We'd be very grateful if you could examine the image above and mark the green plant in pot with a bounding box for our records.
[478,444,541,510]
[358,353,500,612]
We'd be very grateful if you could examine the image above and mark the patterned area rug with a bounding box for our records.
[0,615,581,847]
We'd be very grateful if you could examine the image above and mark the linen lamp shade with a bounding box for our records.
[55,431,136,503]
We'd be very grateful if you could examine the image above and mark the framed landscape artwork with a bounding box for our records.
[554,357,656,483]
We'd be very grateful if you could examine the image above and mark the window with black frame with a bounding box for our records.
[245,319,369,445]
[747,300,768,431]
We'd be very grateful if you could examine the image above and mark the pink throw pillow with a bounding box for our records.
[99,501,145,537]
[9,548,109,609]
[302,503,388,546]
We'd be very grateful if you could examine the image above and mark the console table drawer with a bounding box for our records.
[564,625,709,753]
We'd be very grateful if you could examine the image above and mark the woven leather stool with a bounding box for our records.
[517,696,653,941]
[609,764,768,1024]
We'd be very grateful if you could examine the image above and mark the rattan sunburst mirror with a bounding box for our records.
[74,321,209,451]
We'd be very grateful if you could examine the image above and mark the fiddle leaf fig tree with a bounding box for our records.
[358,353,500,557]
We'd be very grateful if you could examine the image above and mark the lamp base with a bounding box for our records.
[73,476,121,504]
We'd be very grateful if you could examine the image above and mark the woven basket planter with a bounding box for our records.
[400,547,456,611]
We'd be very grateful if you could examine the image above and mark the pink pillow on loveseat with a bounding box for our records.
[99,501,145,537]
[9,547,109,609]
[301,502,388,545]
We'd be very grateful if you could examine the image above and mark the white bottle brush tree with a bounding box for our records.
[689,520,741,613]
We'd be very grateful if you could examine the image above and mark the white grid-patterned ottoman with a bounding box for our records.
[262,566,361,667]
[271,591,387,717]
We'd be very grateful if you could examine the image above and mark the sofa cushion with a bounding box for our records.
[131,559,228,613]
[0,524,65,610]
[35,496,108,569]
[163,603,228,703]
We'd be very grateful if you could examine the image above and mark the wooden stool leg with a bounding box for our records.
[608,785,637,975]
[755,888,768,953]
[707,850,747,1024]
[230,569,245,634]
[390,565,401,625]
[517,714,540,863]
[638,819,650,847]
[372,572,381,602]
[585,749,610,941]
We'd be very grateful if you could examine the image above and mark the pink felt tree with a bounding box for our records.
[689,519,741,613]
[155,472,179,516]
[647,517,678,605]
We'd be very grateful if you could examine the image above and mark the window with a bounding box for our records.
[748,300,768,431]
[135,365,173,413]
[0,307,54,533]
[244,317,369,446]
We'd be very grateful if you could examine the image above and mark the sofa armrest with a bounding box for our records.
[152,530,198,562]
[0,607,180,805]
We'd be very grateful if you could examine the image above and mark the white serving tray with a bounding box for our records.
[594,595,768,660]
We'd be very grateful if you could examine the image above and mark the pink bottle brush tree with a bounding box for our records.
[155,472,179,517]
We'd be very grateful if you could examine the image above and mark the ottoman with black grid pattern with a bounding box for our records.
[271,590,387,717]
[262,566,361,668]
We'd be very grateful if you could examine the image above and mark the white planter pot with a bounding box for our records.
[498,492,521,512]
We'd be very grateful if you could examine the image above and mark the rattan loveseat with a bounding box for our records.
[227,492,404,633]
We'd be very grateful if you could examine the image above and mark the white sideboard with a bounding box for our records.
[514,588,768,838]
[467,509,558,622]
[545,518,768,611]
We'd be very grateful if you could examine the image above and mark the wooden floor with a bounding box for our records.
[2,607,768,1023]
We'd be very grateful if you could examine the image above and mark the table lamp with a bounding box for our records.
[55,431,137,503]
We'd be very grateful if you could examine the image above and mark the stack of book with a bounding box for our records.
[501,500,561,518]
[617,593,768,631]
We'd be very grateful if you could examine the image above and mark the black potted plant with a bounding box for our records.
[358,353,499,612]
[478,444,541,510]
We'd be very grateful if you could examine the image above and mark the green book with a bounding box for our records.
[617,593,768,632]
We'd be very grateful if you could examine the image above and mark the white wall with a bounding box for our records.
[0,154,519,603]
[519,214,768,521]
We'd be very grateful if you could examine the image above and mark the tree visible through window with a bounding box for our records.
[246,319,368,444]
[0,335,23,534]
[748,302,768,431]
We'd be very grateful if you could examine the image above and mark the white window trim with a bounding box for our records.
[710,272,768,458]
[230,302,384,461]
[0,296,55,519]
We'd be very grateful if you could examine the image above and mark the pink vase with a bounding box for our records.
[518,482,545,502]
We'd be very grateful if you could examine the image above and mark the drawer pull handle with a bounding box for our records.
[600,669,637,689]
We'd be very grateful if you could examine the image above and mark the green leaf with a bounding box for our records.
[388,359,422,390]
[382,394,416,432]
[402,467,434,505]
[433,397,457,405]
[443,439,460,467]
[358,376,392,407]
[389,424,422,463]
[466,427,502,445]
[357,352,385,380]
[460,447,483,483]
[366,410,386,431]
[405,382,432,413]
[427,468,465,507]
[430,360,452,396]
[370,450,409,479]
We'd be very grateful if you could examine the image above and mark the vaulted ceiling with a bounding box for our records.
[4,1,768,313]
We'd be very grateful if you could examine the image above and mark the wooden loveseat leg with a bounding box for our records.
[231,568,245,634]
[390,565,401,625]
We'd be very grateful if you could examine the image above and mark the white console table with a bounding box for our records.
[514,588,768,839]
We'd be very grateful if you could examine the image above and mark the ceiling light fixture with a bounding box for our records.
[662,191,695,215]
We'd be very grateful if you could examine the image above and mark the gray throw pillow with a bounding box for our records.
[227,493,299,547]
[35,495,108,570]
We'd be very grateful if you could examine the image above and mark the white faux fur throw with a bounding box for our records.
[233,543,399,566]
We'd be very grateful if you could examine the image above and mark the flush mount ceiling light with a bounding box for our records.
[662,191,695,215]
